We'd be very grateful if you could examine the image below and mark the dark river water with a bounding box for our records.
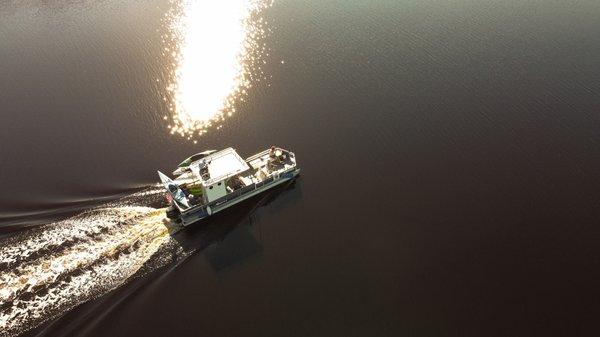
[1,0,599,336]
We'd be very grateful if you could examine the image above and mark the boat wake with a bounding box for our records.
[0,188,182,337]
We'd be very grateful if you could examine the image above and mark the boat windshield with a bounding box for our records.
[177,150,216,168]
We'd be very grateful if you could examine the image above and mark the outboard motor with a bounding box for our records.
[166,205,180,221]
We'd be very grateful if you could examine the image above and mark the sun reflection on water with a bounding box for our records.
[164,0,271,139]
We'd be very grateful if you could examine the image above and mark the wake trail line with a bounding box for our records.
[0,188,182,337]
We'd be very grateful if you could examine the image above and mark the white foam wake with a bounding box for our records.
[0,202,178,336]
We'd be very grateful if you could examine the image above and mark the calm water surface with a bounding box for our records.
[1,0,599,336]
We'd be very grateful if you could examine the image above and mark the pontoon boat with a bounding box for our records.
[158,146,299,226]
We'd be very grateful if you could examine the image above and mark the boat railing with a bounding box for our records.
[182,164,296,215]
[210,184,255,207]
[245,149,271,162]
[207,173,281,208]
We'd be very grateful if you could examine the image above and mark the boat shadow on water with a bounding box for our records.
[169,177,302,273]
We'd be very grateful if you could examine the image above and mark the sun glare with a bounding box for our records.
[164,0,271,139]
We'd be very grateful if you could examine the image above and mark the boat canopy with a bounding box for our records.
[192,148,250,186]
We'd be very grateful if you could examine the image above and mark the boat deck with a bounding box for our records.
[242,149,296,184]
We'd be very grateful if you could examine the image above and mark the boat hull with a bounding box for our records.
[178,168,299,226]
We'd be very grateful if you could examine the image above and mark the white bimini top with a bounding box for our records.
[191,148,250,186]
